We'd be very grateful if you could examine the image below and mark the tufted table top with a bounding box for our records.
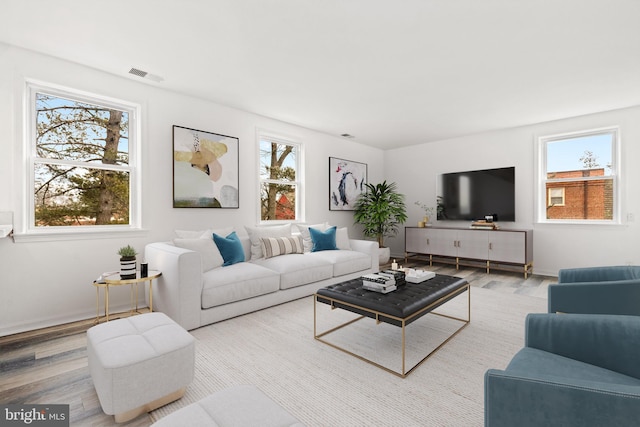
[315,274,468,327]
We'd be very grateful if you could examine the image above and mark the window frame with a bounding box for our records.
[17,80,143,242]
[256,129,304,224]
[536,126,620,225]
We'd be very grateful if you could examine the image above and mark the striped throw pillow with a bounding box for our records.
[260,236,304,259]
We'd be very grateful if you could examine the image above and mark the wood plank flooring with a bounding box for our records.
[0,263,555,426]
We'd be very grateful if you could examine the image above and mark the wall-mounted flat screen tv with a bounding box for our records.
[438,166,515,221]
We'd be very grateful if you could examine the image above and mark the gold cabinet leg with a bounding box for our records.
[149,280,153,312]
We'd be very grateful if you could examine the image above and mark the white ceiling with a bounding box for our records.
[3,0,640,150]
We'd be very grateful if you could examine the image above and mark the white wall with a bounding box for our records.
[0,43,384,336]
[385,107,640,276]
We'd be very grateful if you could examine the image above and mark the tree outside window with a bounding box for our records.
[31,88,136,228]
[259,137,300,221]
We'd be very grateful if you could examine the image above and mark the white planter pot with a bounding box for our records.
[378,247,391,265]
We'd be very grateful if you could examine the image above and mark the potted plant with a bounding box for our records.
[118,245,137,279]
[353,181,407,264]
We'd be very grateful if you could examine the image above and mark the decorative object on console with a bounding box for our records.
[117,244,137,279]
[353,181,407,265]
[173,125,239,208]
[329,157,367,211]
[415,201,435,227]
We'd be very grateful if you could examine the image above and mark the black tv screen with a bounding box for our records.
[438,167,515,221]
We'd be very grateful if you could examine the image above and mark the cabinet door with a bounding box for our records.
[428,228,458,257]
[489,231,525,263]
[405,228,429,253]
[456,229,489,259]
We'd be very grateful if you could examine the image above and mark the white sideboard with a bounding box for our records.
[405,226,533,278]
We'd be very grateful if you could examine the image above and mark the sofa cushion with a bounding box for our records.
[175,227,234,239]
[507,347,640,387]
[295,222,328,252]
[310,226,338,252]
[335,227,351,250]
[173,237,224,272]
[260,236,304,259]
[245,224,293,260]
[201,263,280,309]
[213,231,245,266]
[252,254,333,290]
[307,250,372,277]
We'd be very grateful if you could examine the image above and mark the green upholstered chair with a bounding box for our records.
[548,265,640,315]
[485,313,640,427]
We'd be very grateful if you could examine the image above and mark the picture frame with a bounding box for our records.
[173,125,239,208]
[329,157,367,211]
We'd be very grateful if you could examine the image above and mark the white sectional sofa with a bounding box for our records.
[145,224,378,330]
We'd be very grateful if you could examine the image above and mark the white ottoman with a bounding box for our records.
[151,385,305,427]
[87,312,195,423]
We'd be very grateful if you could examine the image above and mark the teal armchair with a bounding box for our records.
[548,265,640,315]
[485,313,640,426]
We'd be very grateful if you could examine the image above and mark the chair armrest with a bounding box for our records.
[145,242,203,330]
[349,239,379,272]
[548,280,640,315]
[525,313,640,378]
[485,368,640,427]
[558,265,640,283]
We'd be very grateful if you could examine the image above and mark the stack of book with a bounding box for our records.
[361,273,397,293]
[381,269,406,286]
[470,220,499,230]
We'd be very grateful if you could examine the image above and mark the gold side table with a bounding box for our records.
[92,270,161,323]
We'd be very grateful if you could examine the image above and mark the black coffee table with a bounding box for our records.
[314,274,470,377]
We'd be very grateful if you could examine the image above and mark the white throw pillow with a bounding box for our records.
[173,238,224,271]
[245,224,293,259]
[296,222,328,252]
[175,226,233,239]
[335,227,352,250]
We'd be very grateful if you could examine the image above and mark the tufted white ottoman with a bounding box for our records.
[87,312,195,423]
[151,385,305,426]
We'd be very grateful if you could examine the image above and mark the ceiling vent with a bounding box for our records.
[128,67,164,82]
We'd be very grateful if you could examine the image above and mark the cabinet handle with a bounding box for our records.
[426,238,430,245]
[489,243,493,250]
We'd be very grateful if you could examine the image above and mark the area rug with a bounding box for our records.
[151,286,546,426]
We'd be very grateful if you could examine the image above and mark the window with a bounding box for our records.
[25,81,140,235]
[258,132,302,222]
[539,127,618,223]
[548,187,565,207]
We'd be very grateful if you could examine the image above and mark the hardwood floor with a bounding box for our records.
[0,313,153,426]
[0,264,555,426]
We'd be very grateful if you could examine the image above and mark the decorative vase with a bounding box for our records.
[120,256,137,279]
[423,216,429,224]
[418,221,425,228]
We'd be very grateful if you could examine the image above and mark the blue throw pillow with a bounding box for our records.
[213,231,245,266]
[309,226,338,252]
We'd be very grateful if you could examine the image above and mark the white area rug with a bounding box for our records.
[151,286,546,426]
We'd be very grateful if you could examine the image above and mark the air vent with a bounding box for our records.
[128,67,148,78]
[128,67,164,82]
[341,133,355,139]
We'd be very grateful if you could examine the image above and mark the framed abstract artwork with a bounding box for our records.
[173,125,239,208]
[329,157,367,211]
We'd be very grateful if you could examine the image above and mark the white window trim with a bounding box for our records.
[15,79,143,242]
[536,126,621,225]
[256,128,305,224]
